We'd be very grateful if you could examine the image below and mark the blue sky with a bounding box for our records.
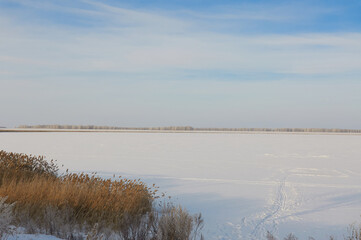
[1,0,361,128]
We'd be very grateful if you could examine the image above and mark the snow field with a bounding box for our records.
[0,132,360,239]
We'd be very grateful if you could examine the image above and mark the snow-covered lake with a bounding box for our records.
[1,132,361,239]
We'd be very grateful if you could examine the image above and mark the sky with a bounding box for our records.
[1,0,361,128]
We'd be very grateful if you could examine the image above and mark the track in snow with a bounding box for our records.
[248,176,288,239]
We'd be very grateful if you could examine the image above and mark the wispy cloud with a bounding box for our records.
[1,8,361,79]
[1,0,361,127]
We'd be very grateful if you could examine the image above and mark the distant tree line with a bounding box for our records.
[17,125,361,133]
[196,127,361,133]
[17,125,195,131]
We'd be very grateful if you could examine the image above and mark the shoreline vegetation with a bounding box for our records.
[1,125,360,134]
[0,150,204,240]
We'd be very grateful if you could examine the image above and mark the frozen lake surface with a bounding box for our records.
[1,132,361,239]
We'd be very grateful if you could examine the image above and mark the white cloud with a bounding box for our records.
[0,1,361,79]
[2,1,361,128]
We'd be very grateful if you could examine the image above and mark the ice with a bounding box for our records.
[1,132,360,239]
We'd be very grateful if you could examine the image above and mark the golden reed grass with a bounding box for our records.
[0,150,156,233]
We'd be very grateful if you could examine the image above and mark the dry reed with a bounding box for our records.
[0,150,204,239]
[0,150,156,238]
